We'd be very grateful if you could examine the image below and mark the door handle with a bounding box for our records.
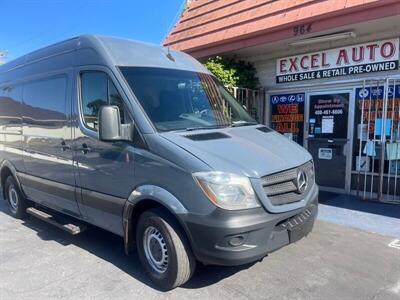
[61,141,70,151]
[76,143,91,154]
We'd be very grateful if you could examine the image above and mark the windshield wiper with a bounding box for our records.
[230,121,258,127]
[185,125,228,131]
[185,122,257,131]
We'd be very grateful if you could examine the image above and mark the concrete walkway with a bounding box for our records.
[318,191,400,238]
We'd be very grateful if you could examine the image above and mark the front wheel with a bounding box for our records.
[136,208,196,290]
[4,176,29,219]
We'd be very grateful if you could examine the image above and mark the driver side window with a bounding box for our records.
[80,71,130,131]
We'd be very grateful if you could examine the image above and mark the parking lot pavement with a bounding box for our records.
[1,198,400,300]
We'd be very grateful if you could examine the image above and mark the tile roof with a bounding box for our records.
[164,0,400,57]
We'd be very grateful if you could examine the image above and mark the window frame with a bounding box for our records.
[22,73,69,127]
[79,71,108,131]
[77,66,133,138]
[0,83,23,133]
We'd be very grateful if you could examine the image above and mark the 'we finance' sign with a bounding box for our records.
[276,38,399,83]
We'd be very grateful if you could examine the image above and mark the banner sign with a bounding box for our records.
[276,38,399,83]
[270,93,304,145]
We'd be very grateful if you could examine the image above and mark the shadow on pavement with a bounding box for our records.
[0,200,252,291]
[183,262,255,289]
[319,191,400,219]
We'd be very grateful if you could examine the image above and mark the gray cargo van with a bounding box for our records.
[0,35,318,290]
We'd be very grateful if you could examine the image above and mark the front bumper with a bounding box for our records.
[182,185,318,266]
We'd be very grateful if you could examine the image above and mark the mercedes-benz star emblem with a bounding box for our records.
[296,171,308,194]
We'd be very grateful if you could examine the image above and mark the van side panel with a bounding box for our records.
[20,70,80,217]
[0,84,25,173]
[0,45,123,220]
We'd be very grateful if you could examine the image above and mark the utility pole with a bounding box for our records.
[0,51,7,65]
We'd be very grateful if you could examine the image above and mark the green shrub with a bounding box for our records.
[204,56,259,89]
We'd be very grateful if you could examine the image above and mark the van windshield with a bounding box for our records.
[120,67,256,132]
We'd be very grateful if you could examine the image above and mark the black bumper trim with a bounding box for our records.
[183,194,318,266]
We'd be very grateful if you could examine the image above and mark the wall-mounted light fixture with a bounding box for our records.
[289,31,356,46]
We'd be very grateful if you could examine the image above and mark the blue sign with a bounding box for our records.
[374,119,392,137]
[356,85,400,101]
[270,93,305,104]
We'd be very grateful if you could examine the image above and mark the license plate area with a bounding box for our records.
[287,216,315,242]
[277,205,317,243]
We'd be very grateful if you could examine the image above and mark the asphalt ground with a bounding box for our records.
[1,195,400,300]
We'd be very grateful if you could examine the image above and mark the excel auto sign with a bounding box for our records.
[276,38,399,83]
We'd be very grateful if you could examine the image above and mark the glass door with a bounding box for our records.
[305,92,351,190]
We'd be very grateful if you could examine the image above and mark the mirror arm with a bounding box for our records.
[121,123,134,141]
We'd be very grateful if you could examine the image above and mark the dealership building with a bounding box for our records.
[164,0,400,201]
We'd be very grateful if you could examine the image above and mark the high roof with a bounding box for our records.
[0,34,207,74]
[163,0,400,58]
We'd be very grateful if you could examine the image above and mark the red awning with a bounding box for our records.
[164,0,400,58]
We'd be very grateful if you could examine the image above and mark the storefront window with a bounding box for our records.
[353,85,400,174]
[352,83,400,197]
[270,93,305,145]
[308,93,349,139]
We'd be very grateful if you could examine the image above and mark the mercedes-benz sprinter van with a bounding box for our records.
[0,35,318,290]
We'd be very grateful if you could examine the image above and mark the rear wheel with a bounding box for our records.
[4,176,29,219]
[136,208,196,290]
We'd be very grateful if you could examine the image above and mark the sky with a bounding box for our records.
[0,0,185,62]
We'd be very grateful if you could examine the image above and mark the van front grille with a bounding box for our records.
[261,161,314,206]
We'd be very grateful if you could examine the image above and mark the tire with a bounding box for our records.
[4,176,29,219]
[136,208,196,290]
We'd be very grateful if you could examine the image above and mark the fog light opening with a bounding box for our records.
[228,235,246,247]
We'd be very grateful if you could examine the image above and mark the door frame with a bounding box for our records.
[304,88,355,194]
[71,65,136,235]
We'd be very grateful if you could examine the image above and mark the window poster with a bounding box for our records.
[308,93,349,139]
[355,85,400,140]
[353,85,400,174]
[270,93,305,145]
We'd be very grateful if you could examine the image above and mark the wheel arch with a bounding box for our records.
[122,185,193,255]
[0,161,22,199]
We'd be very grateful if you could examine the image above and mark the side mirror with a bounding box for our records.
[99,105,133,142]
[98,105,121,141]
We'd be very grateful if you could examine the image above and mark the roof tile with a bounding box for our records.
[164,0,399,56]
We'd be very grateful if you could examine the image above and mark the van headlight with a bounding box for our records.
[193,172,260,210]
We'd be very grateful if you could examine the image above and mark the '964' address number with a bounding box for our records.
[293,24,312,36]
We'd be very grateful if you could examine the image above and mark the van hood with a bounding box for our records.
[160,126,312,178]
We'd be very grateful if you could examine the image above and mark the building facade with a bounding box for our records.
[164,0,400,201]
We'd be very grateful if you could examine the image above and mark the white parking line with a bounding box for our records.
[388,239,400,250]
